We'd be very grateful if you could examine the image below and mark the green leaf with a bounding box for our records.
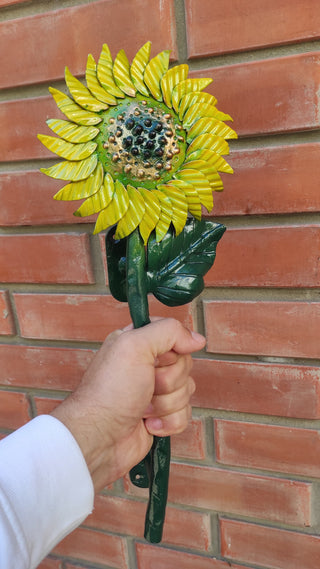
[105,227,128,302]
[147,219,225,306]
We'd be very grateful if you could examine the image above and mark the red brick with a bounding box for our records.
[53,527,128,568]
[14,293,193,342]
[192,53,320,136]
[86,494,210,551]
[0,97,60,162]
[192,359,320,419]
[0,291,15,335]
[221,519,320,569]
[0,171,87,227]
[205,225,320,288]
[186,0,320,58]
[37,559,62,569]
[216,419,320,478]
[0,390,31,429]
[212,144,320,217]
[0,0,177,90]
[171,417,206,460]
[0,344,94,391]
[33,396,64,416]
[136,543,245,569]
[204,301,320,359]
[127,462,311,526]
[0,234,94,284]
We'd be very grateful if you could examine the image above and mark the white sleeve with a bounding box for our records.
[0,415,94,569]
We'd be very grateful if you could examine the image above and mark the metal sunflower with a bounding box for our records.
[38,42,236,243]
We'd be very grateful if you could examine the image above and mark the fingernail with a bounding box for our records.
[148,418,163,431]
[191,330,206,343]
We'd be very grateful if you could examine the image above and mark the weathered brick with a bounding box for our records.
[136,543,245,569]
[221,519,320,569]
[204,301,320,359]
[186,0,320,58]
[53,527,128,568]
[0,97,59,162]
[0,234,94,284]
[0,0,177,90]
[205,225,320,288]
[86,494,210,551]
[171,417,206,460]
[192,359,320,419]
[0,344,94,391]
[33,396,64,416]
[192,53,320,136]
[14,293,193,342]
[167,463,311,526]
[127,462,311,526]
[0,171,86,227]
[212,144,320,217]
[216,420,320,478]
[0,291,15,335]
[0,390,31,429]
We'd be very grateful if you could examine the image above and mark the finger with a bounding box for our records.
[144,377,195,418]
[154,354,193,395]
[156,350,179,367]
[126,318,206,361]
[145,404,193,437]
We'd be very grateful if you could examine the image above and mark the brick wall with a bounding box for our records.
[0,1,319,568]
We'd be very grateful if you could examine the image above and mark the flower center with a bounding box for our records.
[96,95,187,190]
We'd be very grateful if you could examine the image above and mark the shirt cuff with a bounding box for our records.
[0,414,94,568]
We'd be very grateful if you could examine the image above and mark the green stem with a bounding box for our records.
[127,228,170,543]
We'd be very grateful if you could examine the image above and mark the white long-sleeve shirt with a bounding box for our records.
[0,415,94,569]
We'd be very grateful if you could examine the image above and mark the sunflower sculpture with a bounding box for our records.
[39,42,236,544]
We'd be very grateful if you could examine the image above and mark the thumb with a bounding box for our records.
[132,318,206,359]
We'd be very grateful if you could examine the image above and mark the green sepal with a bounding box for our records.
[147,219,225,306]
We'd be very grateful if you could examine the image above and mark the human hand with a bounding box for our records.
[51,318,206,492]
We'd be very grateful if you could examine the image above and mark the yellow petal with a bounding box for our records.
[113,49,136,97]
[179,91,217,120]
[94,180,129,234]
[65,67,108,112]
[130,42,151,96]
[158,184,188,235]
[38,134,97,161]
[115,185,146,239]
[49,87,102,126]
[187,117,238,142]
[183,103,232,129]
[152,189,173,242]
[40,154,97,181]
[86,54,117,105]
[46,119,99,143]
[144,50,170,101]
[166,179,202,220]
[175,168,213,212]
[97,44,124,98]
[160,64,189,108]
[74,173,115,216]
[182,159,223,191]
[172,78,212,113]
[138,188,161,244]
[187,133,229,156]
[187,148,233,173]
[54,163,104,201]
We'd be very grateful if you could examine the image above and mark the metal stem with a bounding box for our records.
[126,228,170,543]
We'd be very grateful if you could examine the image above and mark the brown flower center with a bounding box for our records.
[96,95,186,190]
